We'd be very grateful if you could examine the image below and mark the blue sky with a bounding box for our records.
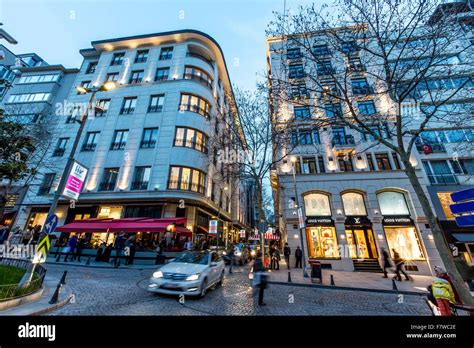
[0,0,314,90]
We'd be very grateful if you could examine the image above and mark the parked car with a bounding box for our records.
[147,251,225,297]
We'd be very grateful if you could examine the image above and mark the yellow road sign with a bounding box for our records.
[33,235,51,264]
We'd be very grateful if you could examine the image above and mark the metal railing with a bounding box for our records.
[98,182,116,191]
[427,174,458,185]
[186,52,214,68]
[131,181,149,190]
[332,135,356,146]
[167,180,205,194]
[416,143,447,153]
[0,258,46,302]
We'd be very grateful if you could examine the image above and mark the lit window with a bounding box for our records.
[304,193,331,216]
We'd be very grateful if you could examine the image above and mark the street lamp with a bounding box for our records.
[290,156,309,278]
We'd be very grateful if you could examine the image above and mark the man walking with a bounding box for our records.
[295,246,303,269]
[283,243,291,270]
[64,234,78,262]
[253,252,267,306]
[392,248,411,281]
[227,244,235,274]
[381,248,392,278]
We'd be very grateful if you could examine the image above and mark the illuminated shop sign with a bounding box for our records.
[306,216,334,226]
[382,215,413,226]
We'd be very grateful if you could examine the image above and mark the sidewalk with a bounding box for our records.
[45,256,160,269]
[0,275,73,315]
[267,266,433,294]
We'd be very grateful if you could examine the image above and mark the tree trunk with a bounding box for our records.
[255,177,267,264]
[403,158,474,306]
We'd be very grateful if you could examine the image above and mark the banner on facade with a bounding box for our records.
[239,229,246,238]
[209,220,218,234]
[62,161,88,201]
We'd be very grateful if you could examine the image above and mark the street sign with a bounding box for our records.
[33,235,51,263]
[239,229,246,238]
[297,207,305,229]
[43,214,58,235]
[62,161,88,201]
[209,220,218,234]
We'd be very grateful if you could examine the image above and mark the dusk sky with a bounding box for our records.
[0,0,315,91]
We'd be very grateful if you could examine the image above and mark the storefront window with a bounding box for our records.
[306,226,340,258]
[377,191,410,215]
[385,226,425,260]
[437,192,455,220]
[304,193,331,216]
[342,192,367,216]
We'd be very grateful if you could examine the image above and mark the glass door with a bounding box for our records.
[353,229,370,259]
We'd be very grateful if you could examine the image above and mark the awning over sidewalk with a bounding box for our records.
[452,233,474,243]
[55,217,191,234]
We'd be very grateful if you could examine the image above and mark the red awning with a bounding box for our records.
[55,217,190,234]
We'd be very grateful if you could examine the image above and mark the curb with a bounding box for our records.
[30,287,73,316]
[0,287,44,311]
[45,261,159,270]
[268,280,425,296]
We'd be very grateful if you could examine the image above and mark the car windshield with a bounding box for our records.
[172,251,210,265]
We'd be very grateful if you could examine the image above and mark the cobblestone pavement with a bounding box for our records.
[44,264,431,316]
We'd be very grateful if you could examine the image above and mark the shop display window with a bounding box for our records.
[384,226,425,260]
[306,226,340,258]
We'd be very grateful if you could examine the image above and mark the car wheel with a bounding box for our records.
[217,271,224,287]
[200,279,208,298]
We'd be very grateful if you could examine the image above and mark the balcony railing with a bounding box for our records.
[174,139,208,153]
[186,52,214,68]
[128,78,143,85]
[349,63,366,72]
[178,104,210,118]
[154,74,169,82]
[147,105,163,113]
[131,181,149,190]
[167,180,205,194]
[98,182,116,191]
[81,143,97,151]
[110,142,126,150]
[184,73,213,89]
[332,135,356,147]
[134,57,147,63]
[140,140,156,148]
[427,174,458,185]
[317,67,336,76]
[416,143,447,153]
[352,86,374,95]
[120,107,135,114]
[52,148,65,157]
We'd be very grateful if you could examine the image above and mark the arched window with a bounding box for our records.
[304,193,331,216]
[377,191,410,215]
[342,192,367,216]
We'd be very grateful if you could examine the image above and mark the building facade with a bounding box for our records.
[10,30,250,248]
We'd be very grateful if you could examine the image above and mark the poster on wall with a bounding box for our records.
[62,161,89,201]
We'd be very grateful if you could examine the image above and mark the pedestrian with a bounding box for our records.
[32,225,42,244]
[75,236,85,262]
[184,238,193,251]
[227,244,235,274]
[104,244,113,263]
[201,240,208,251]
[392,248,411,281]
[21,228,32,245]
[124,235,135,265]
[431,266,457,316]
[0,226,9,244]
[96,242,106,262]
[64,234,78,262]
[283,243,291,270]
[295,246,303,268]
[252,252,267,306]
[271,248,281,270]
[113,233,124,267]
[381,248,392,278]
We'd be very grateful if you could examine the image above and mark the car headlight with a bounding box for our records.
[235,252,242,256]
[222,251,227,255]
[186,274,200,281]
[153,271,163,278]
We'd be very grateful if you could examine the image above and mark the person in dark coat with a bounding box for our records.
[253,252,267,306]
[64,234,78,262]
[381,248,392,278]
[96,242,106,262]
[283,243,291,270]
[392,249,411,281]
[113,234,125,267]
[227,244,235,274]
[271,248,281,270]
[74,237,85,262]
[104,244,113,263]
[295,246,303,268]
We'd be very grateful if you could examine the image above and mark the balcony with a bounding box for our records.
[128,78,143,85]
[427,174,458,185]
[131,181,149,190]
[110,142,126,150]
[184,73,213,89]
[349,63,366,72]
[167,180,205,194]
[98,182,116,191]
[81,143,97,152]
[52,148,65,157]
[317,67,336,77]
[140,140,156,148]
[332,135,356,148]
[178,104,210,118]
[416,143,447,154]
[120,107,135,114]
[134,57,147,64]
[352,86,374,95]
[186,52,214,69]
[321,87,341,99]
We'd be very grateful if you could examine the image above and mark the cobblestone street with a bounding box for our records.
[44,264,431,316]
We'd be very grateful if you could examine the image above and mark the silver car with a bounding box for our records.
[147,251,225,297]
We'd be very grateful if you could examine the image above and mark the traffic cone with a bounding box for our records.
[288,272,292,283]
[330,274,335,286]
[392,279,398,291]
[59,270,68,285]
[49,283,62,304]
[86,257,91,266]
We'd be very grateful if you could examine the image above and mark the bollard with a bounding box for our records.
[288,271,292,283]
[49,283,62,304]
[392,278,398,291]
[330,274,335,286]
[55,252,61,262]
[59,270,68,285]
[86,257,91,266]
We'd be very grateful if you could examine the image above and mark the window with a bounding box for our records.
[294,106,311,120]
[385,227,425,260]
[366,153,375,170]
[342,192,367,216]
[148,94,164,113]
[110,52,125,66]
[302,157,317,174]
[287,48,301,59]
[85,62,98,74]
[128,70,144,84]
[140,128,158,148]
[312,130,321,144]
[352,78,372,94]
[460,159,474,175]
[341,41,358,54]
[306,226,340,258]
[174,127,209,153]
[363,124,387,141]
[168,166,206,194]
[290,81,308,99]
[99,168,119,191]
[184,66,213,89]
[7,93,51,103]
[317,60,334,75]
[110,130,128,150]
[375,153,392,170]
[288,64,305,79]
[120,97,137,114]
[358,101,377,114]
[155,67,169,81]
[38,173,55,195]
[159,47,173,60]
[131,166,151,190]
[106,72,119,82]
[338,155,354,172]
[134,50,149,63]
[94,99,110,117]
[392,153,401,170]
[179,94,211,118]
[294,159,302,174]
[304,193,331,216]
[377,191,410,215]
[332,127,347,145]
[313,44,330,56]
[53,138,68,157]
[325,103,342,118]
[82,131,100,151]
[18,74,60,84]
[298,130,312,145]
[318,156,326,173]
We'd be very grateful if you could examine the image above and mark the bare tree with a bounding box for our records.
[267,0,474,305]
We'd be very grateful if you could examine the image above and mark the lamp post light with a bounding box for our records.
[290,156,309,278]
